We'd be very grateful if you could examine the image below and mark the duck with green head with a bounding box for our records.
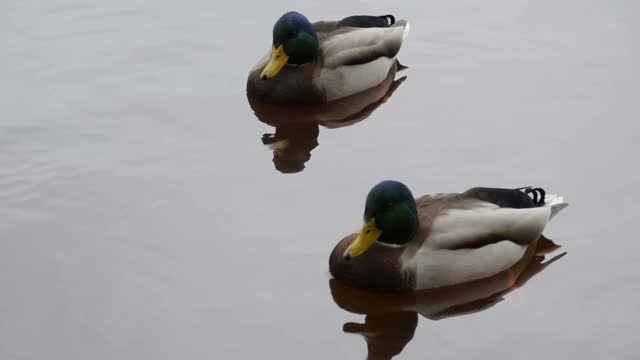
[329,180,569,292]
[260,12,319,80]
[247,11,410,105]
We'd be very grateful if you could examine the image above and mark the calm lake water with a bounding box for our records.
[1,0,639,359]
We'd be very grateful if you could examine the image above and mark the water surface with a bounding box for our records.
[1,0,639,359]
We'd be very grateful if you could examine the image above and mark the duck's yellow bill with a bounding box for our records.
[260,45,289,80]
[343,218,382,260]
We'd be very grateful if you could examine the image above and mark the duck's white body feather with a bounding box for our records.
[318,57,396,101]
[409,241,527,290]
[316,21,409,101]
[403,194,568,289]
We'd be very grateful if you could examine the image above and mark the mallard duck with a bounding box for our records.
[329,180,569,292]
[247,12,410,105]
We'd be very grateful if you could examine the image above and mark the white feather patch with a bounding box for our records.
[318,57,395,101]
[544,194,569,219]
[408,241,527,289]
[402,22,410,40]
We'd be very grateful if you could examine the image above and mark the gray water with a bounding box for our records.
[1,0,639,359]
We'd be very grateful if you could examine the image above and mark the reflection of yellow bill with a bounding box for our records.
[343,218,382,260]
[260,45,289,79]
[265,139,290,153]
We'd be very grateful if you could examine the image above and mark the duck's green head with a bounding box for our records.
[344,181,419,260]
[260,12,319,80]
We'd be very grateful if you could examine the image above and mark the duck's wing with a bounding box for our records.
[318,20,409,69]
[407,187,568,289]
[313,17,410,101]
[428,187,568,249]
[313,14,398,40]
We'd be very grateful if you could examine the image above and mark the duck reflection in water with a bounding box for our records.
[248,62,407,173]
[330,237,566,360]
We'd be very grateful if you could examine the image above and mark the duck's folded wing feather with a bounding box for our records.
[314,15,397,38]
[427,200,551,250]
[320,20,409,69]
[407,189,566,289]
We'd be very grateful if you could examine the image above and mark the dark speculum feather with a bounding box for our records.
[338,14,396,28]
[464,187,546,208]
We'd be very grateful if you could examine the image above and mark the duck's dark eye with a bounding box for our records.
[290,30,297,37]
